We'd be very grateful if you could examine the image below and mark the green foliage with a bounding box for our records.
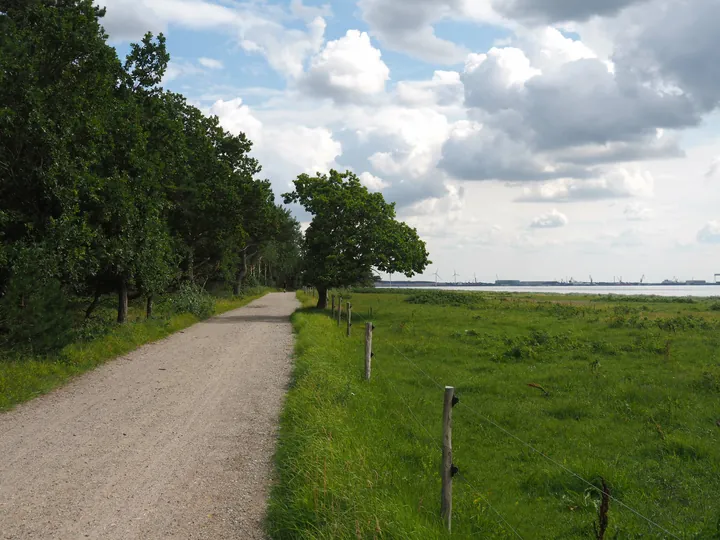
[0,289,272,411]
[167,283,214,319]
[283,170,429,298]
[0,246,73,352]
[270,291,720,538]
[0,0,299,345]
[407,290,485,306]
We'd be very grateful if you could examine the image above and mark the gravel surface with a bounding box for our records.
[0,292,299,539]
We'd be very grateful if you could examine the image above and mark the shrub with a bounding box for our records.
[406,290,484,307]
[168,282,214,319]
[0,249,73,353]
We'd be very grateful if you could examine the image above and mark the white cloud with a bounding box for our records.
[357,0,471,64]
[162,60,205,83]
[529,208,568,228]
[239,16,327,79]
[99,0,327,79]
[463,47,540,112]
[624,202,654,221]
[697,221,720,244]
[209,98,264,143]
[359,172,389,191]
[300,30,390,103]
[198,57,223,70]
[705,157,720,179]
[290,0,332,21]
[395,71,464,107]
[516,168,655,202]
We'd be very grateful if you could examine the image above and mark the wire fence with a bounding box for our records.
[309,289,683,539]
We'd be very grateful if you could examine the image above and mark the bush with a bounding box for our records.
[0,249,73,353]
[168,282,214,319]
[406,290,484,306]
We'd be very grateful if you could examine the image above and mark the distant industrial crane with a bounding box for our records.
[453,270,460,284]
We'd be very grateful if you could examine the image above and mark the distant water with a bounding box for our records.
[383,285,720,298]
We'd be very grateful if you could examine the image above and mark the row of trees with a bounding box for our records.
[0,0,301,347]
[0,0,430,350]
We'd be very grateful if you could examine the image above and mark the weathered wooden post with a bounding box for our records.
[346,303,352,337]
[331,295,336,317]
[364,322,373,380]
[441,386,456,533]
[337,296,342,326]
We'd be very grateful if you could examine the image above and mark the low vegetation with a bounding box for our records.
[268,289,720,538]
[0,287,272,411]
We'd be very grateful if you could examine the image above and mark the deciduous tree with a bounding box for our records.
[283,170,430,307]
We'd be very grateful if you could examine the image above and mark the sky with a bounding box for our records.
[98,0,720,283]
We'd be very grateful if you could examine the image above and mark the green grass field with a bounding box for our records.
[268,289,720,539]
[0,287,272,411]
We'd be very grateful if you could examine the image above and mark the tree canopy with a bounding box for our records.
[0,0,301,349]
[284,170,430,307]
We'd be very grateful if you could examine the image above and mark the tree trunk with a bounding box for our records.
[146,295,153,319]
[187,250,195,283]
[317,286,328,309]
[117,280,128,324]
[233,251,249,296]
[85,291,102,319]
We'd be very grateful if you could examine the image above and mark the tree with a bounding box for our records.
[283,170,430,308]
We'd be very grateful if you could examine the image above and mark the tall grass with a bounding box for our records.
[0,287,273,411]
[268,290,720,538]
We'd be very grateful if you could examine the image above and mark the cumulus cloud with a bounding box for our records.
[697,221,720,244]
[198,57,223,70]
[624,202,654,221]
[705,157,720,179]
[614,0,720,113]
[438,17,711,184]
[516,168,654,202]
[359,172,389,191]
[209,98,264,143]
[357,0,470,64]
[395,71,464,107]
[98,0,327,79]
[162,60,205,83]
[462,48,541,112]
[300,30,390,103]
[290,0,332,21]
[529,209,568,228]
[441,123,589,182]
[493,0,648,23]
[210,98,342,181]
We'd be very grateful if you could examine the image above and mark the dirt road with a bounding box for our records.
[0,292,299,539]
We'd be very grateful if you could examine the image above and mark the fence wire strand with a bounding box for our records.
[383,375,524,539]
[338,297,682,540]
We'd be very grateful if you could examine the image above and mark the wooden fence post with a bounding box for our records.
[346,303,352,337]
[337,296,342,326]
[331,295,335,317]
[441,386,456,533]
[365,322,373,380]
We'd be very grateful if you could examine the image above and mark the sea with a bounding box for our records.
[379,285,720,298]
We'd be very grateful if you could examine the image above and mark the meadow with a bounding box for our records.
[0,287,273,411]
[268,289,720,539]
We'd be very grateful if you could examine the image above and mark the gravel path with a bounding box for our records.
[0,292,299,539]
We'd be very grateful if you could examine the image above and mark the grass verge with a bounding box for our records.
[267,290,720,539]
[0,287,273,411]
